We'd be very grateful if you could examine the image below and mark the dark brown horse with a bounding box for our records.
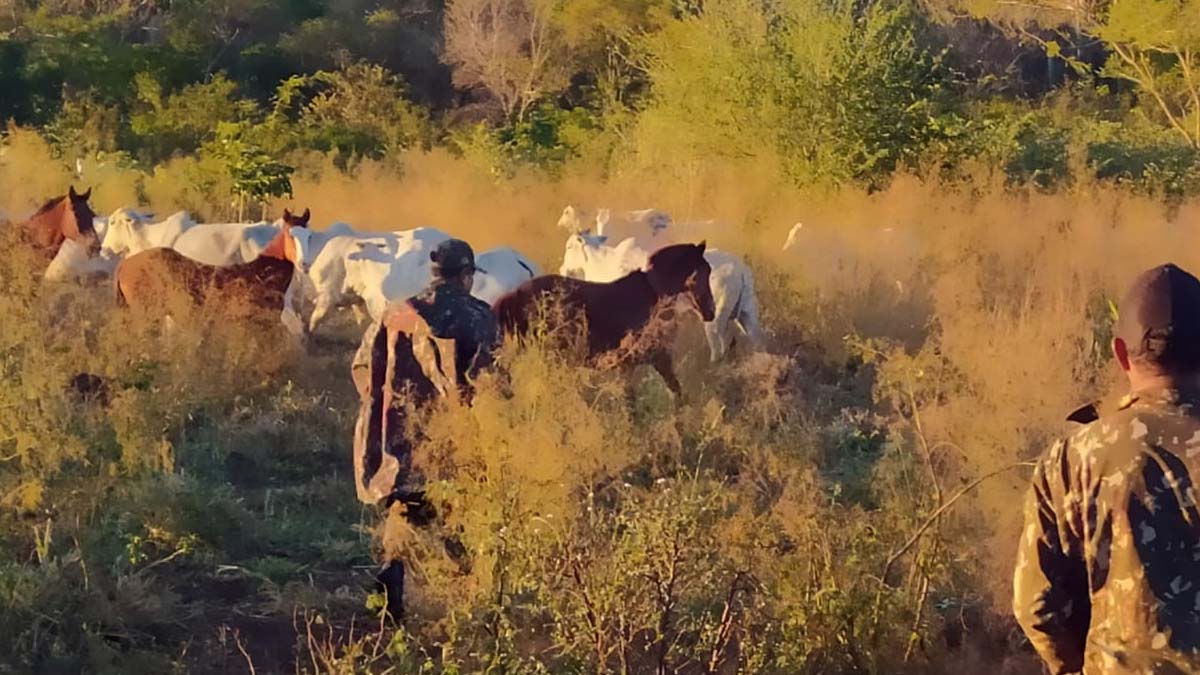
[21,187,99,258]
[493,242,716,394]
[114,209,308,328]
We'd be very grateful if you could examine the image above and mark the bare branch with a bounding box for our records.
[882,461,1036,585]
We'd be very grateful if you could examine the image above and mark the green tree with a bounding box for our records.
[948,0,1200,150]
[265,60,429,160]
[1097,0,1200,149]
[130,73,260,162]
[202,122,293,221]
[634,0,962,185]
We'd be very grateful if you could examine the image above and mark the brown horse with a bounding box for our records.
[22,187,99,258]
[114,209,308,329]
[493,242,716,394]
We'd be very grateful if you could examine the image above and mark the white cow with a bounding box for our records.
[560,232,649,280]
[171,221,279,266]
[295,226,452,334]
[100,209,197,257]
[92,215,109,245]
[559,233,764,361]
[471,247,541,305]
[346,243,539,322]
[43,239,120,283]
[557,205,673,251]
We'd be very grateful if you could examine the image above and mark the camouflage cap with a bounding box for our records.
[1117,263,1200,367]
[430,238,486,277]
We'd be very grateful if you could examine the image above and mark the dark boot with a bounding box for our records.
[375,560,405,621]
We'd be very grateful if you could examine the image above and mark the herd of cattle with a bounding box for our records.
[12,190,778,368]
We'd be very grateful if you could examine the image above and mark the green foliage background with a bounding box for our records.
[2,0,1199,200]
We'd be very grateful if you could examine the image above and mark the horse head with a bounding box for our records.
[65,186,99,251]
[265,209,308,263]
[646,242,715,322]
[288,222,318,271]
[281,208,311,230]
[25,187,100,255]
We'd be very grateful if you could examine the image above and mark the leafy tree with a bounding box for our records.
[1096,0,1200,149]
[635,0,963,185]
[9,12,143,122]
[553,0,673,113]
[278,0,451,106]
[266,61,429,160]
[947,0,1200,150]
[633,0,786,165]
[805,1,963,184]
[0,41,44,124]
[130,73,260,162]
[202,122,293,220]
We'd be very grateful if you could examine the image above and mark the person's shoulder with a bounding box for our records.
[464,294,496,315]
[1060,396,1200,469]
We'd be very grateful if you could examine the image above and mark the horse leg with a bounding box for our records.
[308,294,334,335]
[707,272,736,362]
[162,314,178,341]
[650,350,682,398]
[704,321,728,363]
[736,270,765,352]
[280,306,306,340]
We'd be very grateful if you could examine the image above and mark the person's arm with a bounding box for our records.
[1013,440,1089,675]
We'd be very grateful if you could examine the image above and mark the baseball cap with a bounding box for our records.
[1116,263,1200,368]
[430,238,486,277]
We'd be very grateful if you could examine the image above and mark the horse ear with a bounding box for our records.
[80,187,91,201]
[300,208,310,225]
[283,208,293,221]
[69,186,78,199]
[697,240,707,253]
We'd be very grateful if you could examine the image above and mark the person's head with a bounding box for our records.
[430,238,485,291]
[1113,263,1200,390]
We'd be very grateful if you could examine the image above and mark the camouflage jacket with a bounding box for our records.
[1014,387,1200,675]
[352,282,499,393]
[350,281,499,505]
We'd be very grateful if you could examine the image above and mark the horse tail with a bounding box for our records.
[736,266,765,348]
[112,264,127,307]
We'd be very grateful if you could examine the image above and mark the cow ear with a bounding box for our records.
[301,208,310,225]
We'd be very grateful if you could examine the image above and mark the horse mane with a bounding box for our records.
[30,195,65,218]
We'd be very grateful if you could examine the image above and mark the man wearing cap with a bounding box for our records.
[350,238,499,619]
[1014,263,1200,674]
